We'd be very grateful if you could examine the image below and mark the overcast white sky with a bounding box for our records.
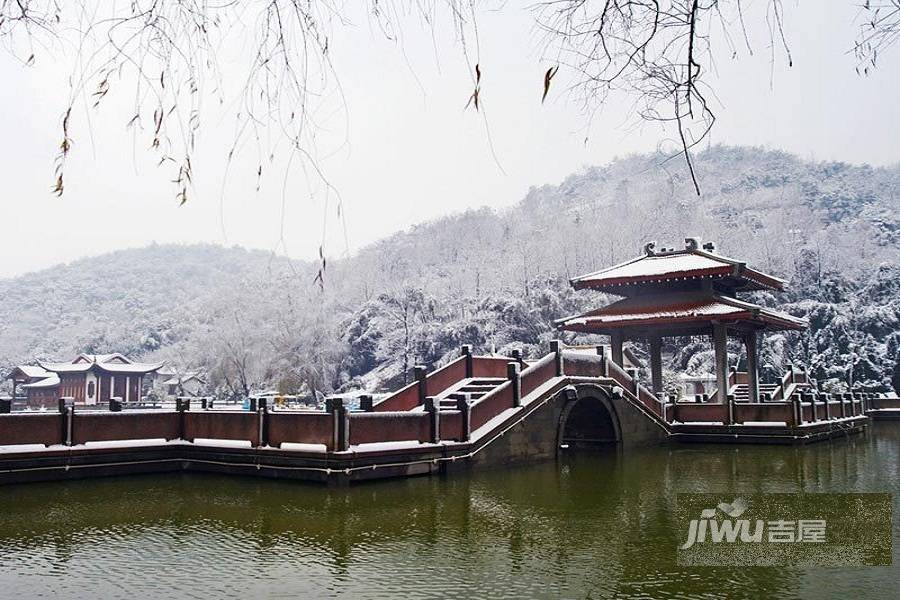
[0,2,897,279]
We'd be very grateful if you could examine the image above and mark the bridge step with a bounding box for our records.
[446,391,487,402]
[434,377,509,409]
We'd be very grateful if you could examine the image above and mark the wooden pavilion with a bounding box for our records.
[556,239,806,413]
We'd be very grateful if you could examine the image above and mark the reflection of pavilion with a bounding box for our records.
[557,239,807,415]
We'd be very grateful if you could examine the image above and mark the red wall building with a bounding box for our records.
[7,353,163,408]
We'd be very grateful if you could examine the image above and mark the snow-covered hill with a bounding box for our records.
[2,146,898,396]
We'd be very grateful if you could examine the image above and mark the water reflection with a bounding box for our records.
[0,424,897,599]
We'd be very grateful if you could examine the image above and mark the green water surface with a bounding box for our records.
[0,424,897,599]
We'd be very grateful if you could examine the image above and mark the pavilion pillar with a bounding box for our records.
[713,324,730,407]
[744,332,760,404]
[611,332,624,367]
[649,336,663,394]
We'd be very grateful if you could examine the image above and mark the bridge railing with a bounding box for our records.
[603,357,665,418]
[470,382,514,431]
[373,350,515,412]
[0,413,65,446]
[870,394,900,410]
[0,405,339,451]
[472,356,514,379]
[438,409,465,441]
[73,412,181,444]
[520,354,557,397]
[183,411,259,445]
[348,412,431,445]
[559,352,604,378]
[732,402,793,424]
[267,412,332,448]
[669,391,869,426]
[672,402,729,423]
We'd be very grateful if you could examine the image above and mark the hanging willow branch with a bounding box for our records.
[1,0,898,204]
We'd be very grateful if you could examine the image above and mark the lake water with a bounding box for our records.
[0,424,897,599]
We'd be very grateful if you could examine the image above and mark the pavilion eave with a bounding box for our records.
[557,316,804,339]
[555,291,807,338]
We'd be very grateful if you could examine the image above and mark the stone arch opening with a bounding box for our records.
[558,393,620,451]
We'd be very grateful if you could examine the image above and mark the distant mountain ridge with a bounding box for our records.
[2,146,898,396]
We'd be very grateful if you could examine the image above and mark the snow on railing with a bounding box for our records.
[520,354,556,398]
[374,354,467,412]
[348,411,431,445]
[373,352,518,413]
[470,382,514,431]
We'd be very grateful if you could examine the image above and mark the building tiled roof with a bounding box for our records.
[38,353,162,375]
[76,353,131,364]
[94,362,164,374]
[13,365,51,379]
[556,292,806,333]
[20,374,60,389]
[38,361,94,373]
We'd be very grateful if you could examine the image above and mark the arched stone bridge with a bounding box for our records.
[0,345,878,485]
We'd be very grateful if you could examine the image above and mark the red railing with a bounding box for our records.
[872,395,900,410]
[439,409,465,441]
[374,355,479,411]
[472,357,511,379]
[184,412,259,445]
[2,347,865,457]
[520,354,556,398]
[733,402,793,425]
[673,403,729,423]
[604,359,656,414]
[0,413,63,446]
[561,352,604,378]
[267,412,332,448]
[348,412,430,445]
[73,412,179,444]
[427,356,467,393]
[374,380,420,412]
[470,383,514,430]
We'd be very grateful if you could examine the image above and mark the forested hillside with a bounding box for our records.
[2,146,898,397]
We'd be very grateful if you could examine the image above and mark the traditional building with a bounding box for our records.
[7,353,163,407]
[161,372,207,398]
[556,239,807,408]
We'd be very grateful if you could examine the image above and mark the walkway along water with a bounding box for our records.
[1,343,893,486]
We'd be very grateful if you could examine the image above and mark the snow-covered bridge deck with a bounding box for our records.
[0,344,879,485]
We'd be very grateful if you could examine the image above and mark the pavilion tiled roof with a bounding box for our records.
[11,365,51,379]
[556,292,807,334]
[38,354,163,375]
[20,374,61,389]
[570,246,785,293]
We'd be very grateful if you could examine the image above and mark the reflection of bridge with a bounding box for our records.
[0,342,884,485]
[1,239,895,485]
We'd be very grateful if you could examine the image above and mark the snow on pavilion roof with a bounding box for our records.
[38,353,163,375]
[570,243,784,294]
[7,365,51,380]
[95,362,164,374]
[75,353,130,364]
[555,291,807,334]
[21,373,60,389]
